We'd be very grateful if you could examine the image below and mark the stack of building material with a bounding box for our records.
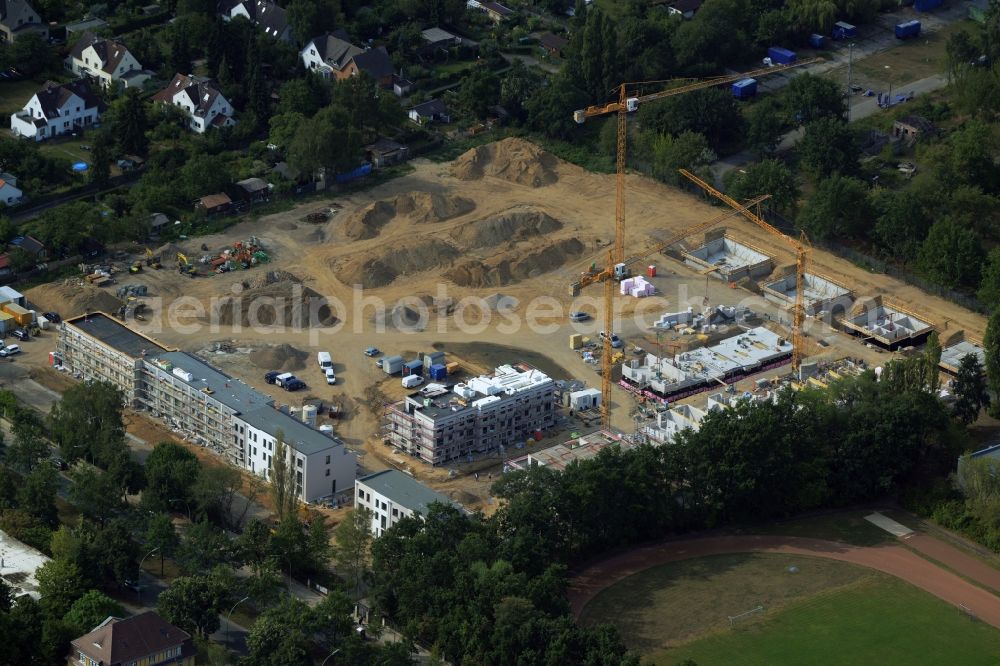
[620,276,655,298]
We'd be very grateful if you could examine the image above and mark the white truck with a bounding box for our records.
[317,351,332,369]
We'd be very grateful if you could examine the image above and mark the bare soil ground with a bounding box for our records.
[22,137,987,508]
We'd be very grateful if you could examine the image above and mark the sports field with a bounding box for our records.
[579,551,1000,665]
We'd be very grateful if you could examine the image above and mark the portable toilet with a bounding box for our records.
[731,78,757,100]
[403,360,423,377]
[430,363,448,381]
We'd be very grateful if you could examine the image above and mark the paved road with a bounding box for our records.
[568,534,1000,628]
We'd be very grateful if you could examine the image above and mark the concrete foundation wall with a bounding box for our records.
[683,235,773,282]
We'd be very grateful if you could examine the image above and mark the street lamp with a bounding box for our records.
[226,595,251,649]
[321,648,341,666]
[136,546,159,604]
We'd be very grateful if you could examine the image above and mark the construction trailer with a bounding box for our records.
[841,298,934,351]
[682,231,774,282]
[761,269,853,317]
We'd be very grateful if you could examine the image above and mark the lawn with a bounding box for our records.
[0,79,43,117]
[743,509,894,547]
[660,576,1000,665]
[579,553,875,652]
[36,135,95,168]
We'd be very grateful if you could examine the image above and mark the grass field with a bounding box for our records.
[579,553,875,652]
[745,510,894,547]
[0,79,43,117]
[660,576,1000,665]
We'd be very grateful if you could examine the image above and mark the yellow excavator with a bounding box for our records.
[177,252,196,277]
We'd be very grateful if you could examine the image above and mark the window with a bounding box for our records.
[325,469,330,477]
[296,458,303,468]
[325,455,330,464]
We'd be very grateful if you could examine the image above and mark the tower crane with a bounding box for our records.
[678,168,811,375]
[570,197,770,427]
[571,58,820,427]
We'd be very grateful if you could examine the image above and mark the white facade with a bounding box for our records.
[154,74,235,134]
[66,39,146,89]
[0,176,22,206]
[10,83,101,141]
[355,484,418,538]
[354,469,457,537]
[642,404,706,445]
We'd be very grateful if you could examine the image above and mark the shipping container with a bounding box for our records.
[422,350,445,370]
[382,355,404,374]
[832,21,857,40]
[895,20,921,39]
[445,361,460,374]
[2,303,32,327]
[402,360,423,377]
[0,311,13,334]
[731,78,757,99]
[767,47,797,65]
[809,33,826,48]
[914,0,942,11]
[429,363,448,381]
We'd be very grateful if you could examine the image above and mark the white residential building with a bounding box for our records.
[10,80,103,141]
[300,32,395,85]
[0,173,22,206]
[220,0,292,42]
[153,73,235,133]
[65,32,149,89]
[641,404,707,445]
[355,469,461,537]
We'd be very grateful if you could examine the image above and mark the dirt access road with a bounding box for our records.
[568,534,1000,629]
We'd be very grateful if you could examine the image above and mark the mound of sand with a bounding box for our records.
[373,304,426,330]
[343,201,395,240]
[242,270,301,290]
[332,241,460,289]
[251,344,309,371]
[215,279,337,327]
[451,208,562,249]
[343,193,475,240]
[451,138,559,188]
[446,239,585,288]
[394,192,475,225]
[26,281,123,318]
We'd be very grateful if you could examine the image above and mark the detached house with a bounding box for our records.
[0,0,47,43]
[153,73,235,133]
[219,0,292,42]
[70,611,196,666]
[301,33,395,87]
[66,32,149,89]
[10,80,103,141]
[0,173,22,206]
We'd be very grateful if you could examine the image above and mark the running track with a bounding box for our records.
[568,535,1000,629]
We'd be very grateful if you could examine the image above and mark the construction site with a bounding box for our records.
[10,135,987,513]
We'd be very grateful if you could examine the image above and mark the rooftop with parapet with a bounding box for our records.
[64,312,171,358]
[402,363,553,419]
[357,469,459,514]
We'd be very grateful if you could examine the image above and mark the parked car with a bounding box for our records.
[274,372,295,387]
[284,379,306,392]
[264,370,281,384]
[50,457,67,471]
[599,331,623,348]
[43,311,61,323]
[569,311,590,322]
[325,368,337,385]
[364,347,381,357]
[0,344,21,357]
[375,359,383,369]
[11,329,28,341]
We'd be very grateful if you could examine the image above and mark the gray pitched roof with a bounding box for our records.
[312,32,364,70]
[153,73,227,118]
[0,0,42,31]
[357,469,458,516]
[33,80,104,120]
[68,32,135,74]
[352,46,393,80]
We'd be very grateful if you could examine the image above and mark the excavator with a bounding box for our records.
[177,252,197,277]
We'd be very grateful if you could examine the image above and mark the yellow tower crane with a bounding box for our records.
[678,168,811,375]
[571,59,819,426]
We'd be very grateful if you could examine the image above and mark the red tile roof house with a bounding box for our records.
[152,73,235,133]
[69,611,196,666]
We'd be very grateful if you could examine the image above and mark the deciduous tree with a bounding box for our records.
[335,507,372,598]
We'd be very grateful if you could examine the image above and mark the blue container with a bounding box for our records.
[731,78,757,100]
[809,33,826,48]
[430,363,448,380]
[403,360,423,376]
[767,47,797,65]
[832,21,857,40]
[895,20,921,38]
[914,0,942,11]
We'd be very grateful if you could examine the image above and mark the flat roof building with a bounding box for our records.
[58,313,356,502]
[355,469,462,537]
[385,363,556,465]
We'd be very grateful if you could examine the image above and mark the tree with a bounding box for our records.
[244,597,314,666]
[167,28,193,75]
[93,518,140,587]
[49,381,126,466]
[639,87,746,152]
[946,29,979,83]
[796,174,872,241]
[787,0,838,33]
[979,247,1000,309]
[269,433,298,522]
[157,569,233,637]
[89,133,111,189]
[499,59,543,124]
[984,309,1000,419]
[723,159,800,215]
[870,188,933,261]
[36,559,86,618]
[17,465,59,529]
[953,354,990,425]
[176,519,232,574]
[192,464,244,529]
[68,466,124,527]
[6,34,54,77]
[6,411,48,473]
[144,513,179,576]
[648,131,716,184]
[63,590,125,636]
[336,507,372,597]
[746,96,787,158]
[798,117,859,178]
[526,71,588,140]
[783,73,844,124]
[113,90,150,156]
[287,105,362,177]
[458,67,500,120]
[917,218,985,289]
[142,442,201,513]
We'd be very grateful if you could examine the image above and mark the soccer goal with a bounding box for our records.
[728,605,765,627]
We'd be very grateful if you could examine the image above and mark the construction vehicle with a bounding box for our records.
[570,60,819,427]
[144,248,162,269]
[678,168,811,375]
[129,260,143,274]
[177,253,197,277]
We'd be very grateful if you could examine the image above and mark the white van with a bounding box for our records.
[317,351,332,369]
[401,374,424,389]
[0,344,20,357]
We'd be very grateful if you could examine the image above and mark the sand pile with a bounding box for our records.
[26,281,123,318]
[343,201,395,240]
[451,138,559,187]
[373,304,426,330]
[394,192,475,225]
[451,208,562,249]
[242,270,301,290]
[251,344,309,371]
[446,239,585,287]
[215,277,337,327]
[332,241,460,288]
